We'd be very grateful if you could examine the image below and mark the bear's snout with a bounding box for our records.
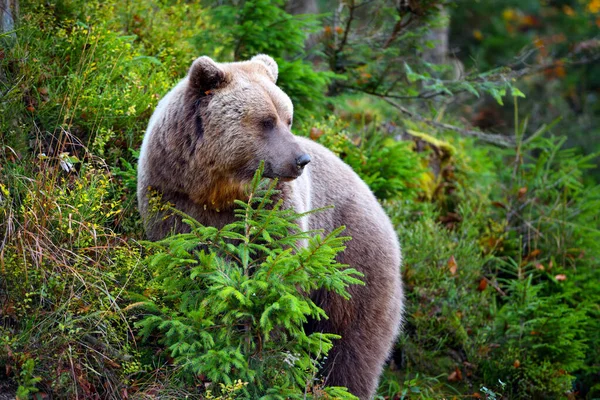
[262,150,310,181]
[261,133,310,180]
[284,151,310,179]
[296,153,311,169]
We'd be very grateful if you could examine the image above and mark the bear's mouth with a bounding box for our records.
[262,162,304,182]
[262,171,301,182]
[276,176,299,182]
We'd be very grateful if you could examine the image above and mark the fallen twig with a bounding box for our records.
[484,277,507,297]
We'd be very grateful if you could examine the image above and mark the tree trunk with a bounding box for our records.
[286,0,318,15]
[422,5,449,65]
[422,6,464,80]
[286,0,320,59]
[0,0,18,37]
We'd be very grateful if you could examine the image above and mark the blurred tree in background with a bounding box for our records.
[451,0,600,180]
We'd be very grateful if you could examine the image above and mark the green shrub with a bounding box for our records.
[384,197,495,397]
[0,152,146,398]
[306,117,425,201]
[0,1,176,165]
[134,165,361,399]
[484,272,588,398]
[375,112,600,398]
[480,124,600,398]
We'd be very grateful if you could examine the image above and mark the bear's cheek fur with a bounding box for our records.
[201,123,264,180]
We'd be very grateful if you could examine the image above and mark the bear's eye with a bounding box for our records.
[261,117,276,131]
[287,118,293,127]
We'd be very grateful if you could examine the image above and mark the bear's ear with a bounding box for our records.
[251,54,278,83]
[188,56,228,93]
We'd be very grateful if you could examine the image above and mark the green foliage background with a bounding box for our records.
[0,0,598,399]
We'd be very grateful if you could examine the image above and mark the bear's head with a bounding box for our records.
[185,55,311,184]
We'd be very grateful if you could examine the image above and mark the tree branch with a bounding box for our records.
[383,14,413,49]
[343,51,600,102]
[456,52,600,86]
[340,84,444,100]
[383,97,516,147]
[337,0,355,56]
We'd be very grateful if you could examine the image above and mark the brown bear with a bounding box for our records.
[137,54,404,399]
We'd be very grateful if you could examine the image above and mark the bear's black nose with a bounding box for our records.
[296,153,311,168]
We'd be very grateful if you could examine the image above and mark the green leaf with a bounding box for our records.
[511,87,526,98]
[461,81,480,98]
[489,87,506,106]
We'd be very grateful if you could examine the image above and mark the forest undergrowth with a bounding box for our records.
[1,1,599,399]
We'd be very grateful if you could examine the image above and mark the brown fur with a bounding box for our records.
[137,55,404,399]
